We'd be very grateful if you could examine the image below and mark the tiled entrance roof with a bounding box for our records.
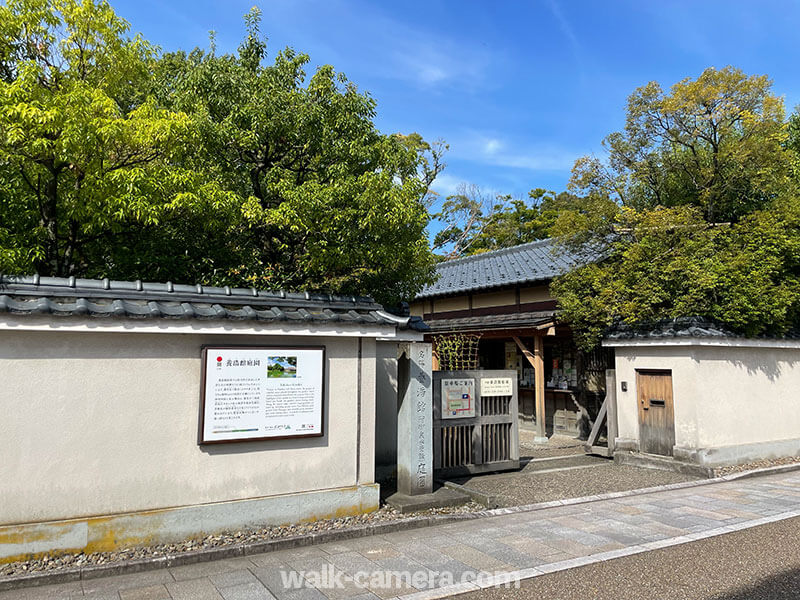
[417,238,592,299]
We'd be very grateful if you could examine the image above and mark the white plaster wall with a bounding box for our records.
[358,337,377,484]
[613,346,701,451]
[0,330,372,525]
[690,345,800,448]
[613,343,800,453]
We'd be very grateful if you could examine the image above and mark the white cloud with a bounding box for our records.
[389,38,492,90]
[484,139,503,154]
[451,131,579,172]
[430,172,464,198]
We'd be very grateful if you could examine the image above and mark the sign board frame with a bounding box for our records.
[199,345,326,444]
[480,377,514,396]
[440,378,476,419]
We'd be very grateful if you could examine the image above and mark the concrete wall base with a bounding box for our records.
[0,483,379,563]
[673,438,800,468]
[614,438,639,453]
[614,451,713,478]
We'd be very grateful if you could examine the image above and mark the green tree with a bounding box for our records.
[0,1,441,305]
[150,8,440,303]
[551,67,800,348]
[570,66,792,223]
[0,0,236,278]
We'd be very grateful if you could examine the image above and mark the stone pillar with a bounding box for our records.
[396,342,433,496]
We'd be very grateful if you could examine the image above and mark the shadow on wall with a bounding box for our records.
[689,345,786,382]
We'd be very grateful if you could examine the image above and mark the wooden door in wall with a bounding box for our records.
[636,370,675,456]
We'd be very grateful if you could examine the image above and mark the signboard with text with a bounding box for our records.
[200,346,325,443]
[441,378,476,419]
[480,377,513,396]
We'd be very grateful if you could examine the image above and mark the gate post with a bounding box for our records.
[396,342,433,496]
[606,369,618,453]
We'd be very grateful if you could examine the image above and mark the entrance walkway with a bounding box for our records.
[4,470,800,600]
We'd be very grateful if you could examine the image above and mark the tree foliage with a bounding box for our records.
[0,0,442,305]
[551,67,800,348]
[570,66,793,223]
[432,186,570,258]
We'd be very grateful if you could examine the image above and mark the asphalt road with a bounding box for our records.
[456,515,800,600]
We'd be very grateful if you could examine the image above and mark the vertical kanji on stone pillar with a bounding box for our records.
[396,342,433,496]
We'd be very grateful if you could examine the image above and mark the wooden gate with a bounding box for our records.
[433,369,519,477]
[637,370,675,456]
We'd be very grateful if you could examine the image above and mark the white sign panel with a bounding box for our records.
[481,377,513,396]
[201,346,324,443]
[441,378,476,419]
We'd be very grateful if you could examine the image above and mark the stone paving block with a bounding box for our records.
[387,543,453,568]
[281,589,327,600]
[251,565,302,600]
[332,539,394,556]
[166,577,224,600]
[502,537,562,560]
[437,544,511,573]
[276,548,331,563]
[541,538,595,558]
[355,546,400,562]
[324,553,378,579]
[284,557,333,578]
[75,592,121,600]
[317,544,354,556]
[370,557,433,586]
[218,582,276,600]
[0,581,83,600]
[118,584,171,600]
[82,571,174,596]
[170,558,253,582]
[210,570,260,589]
[466,540,540,569]
[420,559,481,583]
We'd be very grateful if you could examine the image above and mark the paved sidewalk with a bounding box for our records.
[3,470,800,600]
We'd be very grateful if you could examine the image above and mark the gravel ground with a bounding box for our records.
[453,462,699,507]
[0,502,483,578]
[713,455,800,477]
[519,431,586,458]
[458,515,800,600]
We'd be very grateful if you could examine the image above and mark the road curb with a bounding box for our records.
[3,461,800,591]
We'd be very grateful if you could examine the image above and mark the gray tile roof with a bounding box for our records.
[605,318,735,340]
[417,238,589,299]
[425,310,558,333]
[604,317,800,341]
[0,274,428,331]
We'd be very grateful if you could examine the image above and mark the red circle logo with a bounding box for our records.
[216,356,223,362]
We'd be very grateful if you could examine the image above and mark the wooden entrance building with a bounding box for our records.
[410,239,610,442]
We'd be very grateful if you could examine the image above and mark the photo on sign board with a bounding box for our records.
[267,356,298,378]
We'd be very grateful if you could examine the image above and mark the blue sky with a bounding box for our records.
[113,0,800,212]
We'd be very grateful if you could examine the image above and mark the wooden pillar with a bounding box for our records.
[533,336,547,443]
[513,335,548,444]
